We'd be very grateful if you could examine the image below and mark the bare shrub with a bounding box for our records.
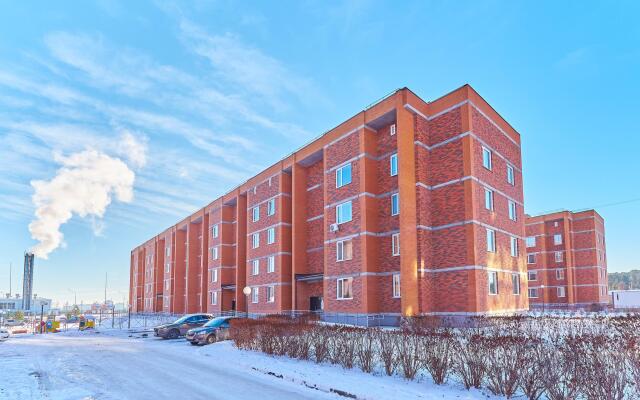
[575,334,630,400]
[452,329,486,390]
[377,330,399,376]
[397,330,423,380]
[518,337,547,400]
[356,328,377,373]
[541,339,581,400]
[421,330,454,385]
[484,334,527,398]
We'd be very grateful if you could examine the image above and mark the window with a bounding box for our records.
[556,269,565,280]
[555,251,563,263]
[506,165,515,185]
[267,256,275,273]
[392,233,400,256]
[554,234,563,246]
[165,279,170,290]
[336,240,353,262]
[488,271,499,295]
[210,291,218,305]
[267,199,276,216]
[391,193,399,216]
[212,224,219,238]
[390,153,398,176]
[527,254,536,264]
[512,274,521,295]
[165,263,170,273]
[252,287,259,303]
[211,247,218,260]
[557,287,566,298]
[528,288,539,298]
[336,201,353,224]
[252,259,260,275]
[486,229,496,252]
[508,200,517,221]
[267,286,275,303]
[482,147,492,170]
[337,278,353,299]
[252,233,260,249]
[510,237,518,257]
[336,164,352,188]
[165,246,170,256]
[390,123,396,136]
[212,269,218,283]
[392,274,401,298]
[484,189,494,211]
[267,227,275,244]
[528,270,538,281]
[252,206,260,222]
[526,236,536,248]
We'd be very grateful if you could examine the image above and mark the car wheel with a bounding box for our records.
[168,329,180,339]
[190,341,198,346]
[206,334,216,345]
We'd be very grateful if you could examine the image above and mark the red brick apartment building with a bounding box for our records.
[525,210,609,310]
[130,84,529,322]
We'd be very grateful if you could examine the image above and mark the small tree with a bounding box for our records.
[14,310,24,321]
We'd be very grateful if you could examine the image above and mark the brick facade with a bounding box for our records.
[130,85,529,317]
[525,210,609,309]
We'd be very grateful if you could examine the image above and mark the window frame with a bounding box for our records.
[556,269,565,280]
[335,163,352,188]
[252,259,260,276]
[486,229,496,253]
[488,271,499,295]
[506,164,515,185]
[528,288,539,298]
[391,193,399,216]
[526,236,536,248]
[510,236,518,257]
[392,233,400,256]
[557,286,566,298]
[212,224,219,238]
[336,239,353,262]
[252,233,260,249]
[252,206,260,222]
[484,188,494,211]
[554,234,563,246]
[555,251,563,263]
[267,227,276,244]
[267,198,276,216]
[390,153,398,176]
[336,201,353,224]
[392,274,401,298]
[251,287,259,303]
[508,200,517,221]
[528,270,538,281]
[267,256,275,273]
[512,273,521,295]
[266,286,275,303]
[482,147,492,170]
[527,254,536,264]
[336,277,354,300]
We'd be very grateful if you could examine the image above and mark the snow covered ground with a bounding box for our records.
[0,329,493,400]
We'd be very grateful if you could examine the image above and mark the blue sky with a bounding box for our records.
[0,1,638,307]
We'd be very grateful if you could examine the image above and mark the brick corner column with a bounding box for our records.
[291,162,307,311]
[396,96,419,316]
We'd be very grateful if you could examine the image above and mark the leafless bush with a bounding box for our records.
[541,339,581,400]
[452,329,486,390]
[377,330,399,376]
[421,330,454,385]
[311,325,330,363]
[397,330,423,380]
[518,337,547,400]
[484,334,527,398]
[575,334,630,400]
[356,328,377,373]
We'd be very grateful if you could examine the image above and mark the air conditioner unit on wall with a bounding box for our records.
[329,223,339,232]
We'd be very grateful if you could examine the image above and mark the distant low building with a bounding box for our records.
[610,290,640,309]
[0,294,52,314]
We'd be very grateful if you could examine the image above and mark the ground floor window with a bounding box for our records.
[392,274,400,298]
[252,287,259,303]
[337,277,353,299]
[488,271,499,295]
[267,286,275,303]
[512,273,520,295]
[528,288,539,298]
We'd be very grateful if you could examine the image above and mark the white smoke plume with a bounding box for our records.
[29,140,141,259]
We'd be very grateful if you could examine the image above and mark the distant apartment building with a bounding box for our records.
[525,210,609,310]
[130,85,528,320]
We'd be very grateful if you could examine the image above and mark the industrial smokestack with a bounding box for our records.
[22,252,34,311]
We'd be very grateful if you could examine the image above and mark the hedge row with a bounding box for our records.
[229,315,640,399]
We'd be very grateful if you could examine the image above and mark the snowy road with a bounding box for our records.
[0,331,338,400]
[0,330,489,400]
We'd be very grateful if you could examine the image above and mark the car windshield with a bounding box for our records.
[204,317,229,328]
[173,315,193,324]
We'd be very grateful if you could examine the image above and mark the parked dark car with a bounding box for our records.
[154,314,213,339]
[185,316,237,345]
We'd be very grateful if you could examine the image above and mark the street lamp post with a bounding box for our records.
[242,286,251,317]
[40,301,48,334]
[540,285,545,314]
